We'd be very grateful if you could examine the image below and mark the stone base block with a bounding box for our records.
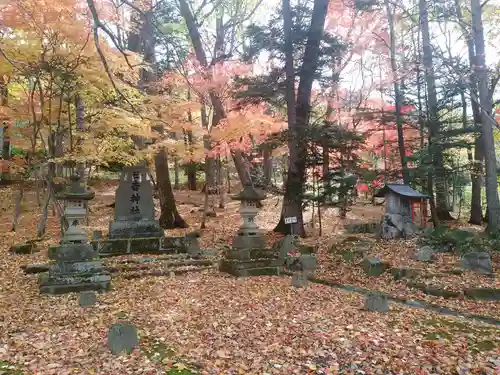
[109,220,163,239]
[39,273,111,295]
[226,247,276,261]
[96,237,188,256]
[51,261,104,275]
[48,243,97,262]
[231,234,266,252]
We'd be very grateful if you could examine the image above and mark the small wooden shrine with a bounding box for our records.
[374,184,430,226]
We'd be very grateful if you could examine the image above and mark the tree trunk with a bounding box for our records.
[455,0,484,225]
[1,77,10,180]
[186,129,197,190]
[263,148,272,189]
[11,184,24,232]
[173,156,180,190]
[471,0,500,232]
[179,0,251,189]
[128,0,186,226]
[419,0,453,220]
[275,0,329,236]
[274,0,301,234]
[384,0,409,183]
[470,137,484,224]
[155,148,188,229]
[74,93,87,181]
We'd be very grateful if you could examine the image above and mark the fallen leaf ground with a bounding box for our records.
[0,181,499,374]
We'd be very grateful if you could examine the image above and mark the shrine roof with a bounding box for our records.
[374,184,429,199]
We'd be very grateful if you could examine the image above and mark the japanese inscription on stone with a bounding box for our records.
[130,171,141,215]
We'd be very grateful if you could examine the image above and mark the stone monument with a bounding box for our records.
[108,164,163,239]
[230,184,266,258]
[39,175,111,294]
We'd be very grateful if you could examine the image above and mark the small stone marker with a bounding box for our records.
[460,251,493,274]
[187,236,202,258]
[414,246,436,262]
[361,257,387,277]
[291,273,307,288]
[364,292,389,313]
[107,321,139,355]
[79,291,97,307]
[299,254,317,277]
[277,234,298,260]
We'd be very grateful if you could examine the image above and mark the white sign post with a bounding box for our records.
[284,216,297,235]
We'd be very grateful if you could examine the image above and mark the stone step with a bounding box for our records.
[122,265,215,279]
[220,264,281,277]
[107,259,216,273]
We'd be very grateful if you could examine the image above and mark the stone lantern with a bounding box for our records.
[58,175,95,243]
[39,175,111,294]
[230,184,266,253]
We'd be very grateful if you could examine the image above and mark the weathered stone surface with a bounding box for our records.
[131,237,161,252]
[406,281,460,298]
[48,243,98,262]
[9,242,38,254]
[361,257,388,277]
[380,213,420,240]
[464,288,500,301]
[107,321,139,355]
[276,234,298,260]
[39,274,111,294]
[113,166,155,221]
[414,246,436,262]
[41,243,111,295]
[386,213,405,232]
[345,222,380,234]
[52,260,103,275]
[79,291,98,307]
[187,237,202,257]
[460,252,493,274]
[402,218,420,239]
[364,293,389,313]
[380,222,401,240]
[109,220,163,239]
[162,236,189,251]
[291,273,307,288]
[299,254,317,273]
[22,264,50,274]
[232,234,266,250]
[97,239,129,255]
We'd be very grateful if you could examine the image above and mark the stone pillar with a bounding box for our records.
[108,164,163,239]
[39,175,111,294]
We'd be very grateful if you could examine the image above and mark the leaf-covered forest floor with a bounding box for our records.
[0,181,499,374]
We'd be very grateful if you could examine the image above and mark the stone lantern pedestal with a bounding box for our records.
[39,175,111,294]
[220,185,282,277]
[229,185,266,260]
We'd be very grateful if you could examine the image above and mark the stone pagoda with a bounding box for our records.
[39,175,111,294]
[108,163,163,239]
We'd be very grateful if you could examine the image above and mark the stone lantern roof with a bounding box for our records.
[57,175,95,201]
[231,184,266,202]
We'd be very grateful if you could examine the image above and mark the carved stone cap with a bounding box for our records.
[231,184,266,202]
[57,175,95,201]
